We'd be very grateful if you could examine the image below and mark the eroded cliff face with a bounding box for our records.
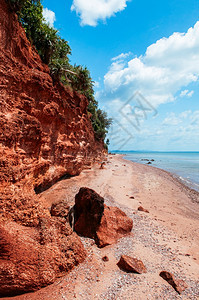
[0,0,105,296]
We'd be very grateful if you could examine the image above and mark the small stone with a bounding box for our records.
[138,206,149,213]
[159,271,188,294]
[117,255,147,274]
[102,255,109,262]
[100,162,106,169]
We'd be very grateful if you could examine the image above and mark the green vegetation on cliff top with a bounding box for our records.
[7,0,112,144]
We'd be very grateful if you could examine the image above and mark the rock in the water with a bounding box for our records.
[74,187,105,239]
[160,271,188,294]
[96,205,133,247]
[138,206,149,213]
[74,188,133,247]
[117,255,147,273]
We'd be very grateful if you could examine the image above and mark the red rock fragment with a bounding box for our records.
[159,271,188,294]
[96,205,133,248]
[138,206,149,213]
[100,162,106,169]
[117,255,147,274]
[102,256,109,262]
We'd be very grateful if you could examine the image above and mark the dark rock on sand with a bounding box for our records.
[138,206,149,213]
[159,271,188,294]
[100,162,106,169]
[74,188,133,248]
[102,256,109,262]
[74,187,104,239]
[117,255,147,274]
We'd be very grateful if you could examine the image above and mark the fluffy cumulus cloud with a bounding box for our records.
[71,0,129,26]
[43,8,56,27]
[104,21,199,107]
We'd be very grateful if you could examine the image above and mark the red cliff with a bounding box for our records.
[0,0,105,296]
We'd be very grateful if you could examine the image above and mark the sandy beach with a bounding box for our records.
[5,154,199,300]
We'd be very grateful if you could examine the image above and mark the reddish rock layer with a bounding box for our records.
[0,0,105,296]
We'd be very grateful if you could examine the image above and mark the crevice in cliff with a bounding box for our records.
[34,173,73,195]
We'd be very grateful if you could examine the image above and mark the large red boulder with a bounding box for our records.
[74,187,105,239]
[0,219,86,297]
[74,188,133,247]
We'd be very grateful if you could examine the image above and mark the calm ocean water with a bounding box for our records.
[113,151,199,192]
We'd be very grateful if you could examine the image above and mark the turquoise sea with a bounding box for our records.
[112,151,199,192]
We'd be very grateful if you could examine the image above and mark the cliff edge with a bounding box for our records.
[0,0,105,296]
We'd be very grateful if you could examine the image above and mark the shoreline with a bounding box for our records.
[4,153,199,300]
[121,154,199,203]
[118,152,199,194]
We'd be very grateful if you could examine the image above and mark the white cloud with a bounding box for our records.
[43,8,56,27]
[71,0,129,26]
[162,112,182,126]
[112,52,132,61]
[188,91,194,97]
[162,110,199,128]
[104,21,199,108]
[180,89,194,97]
[180,90,189,97]
[190,110,199,125]
[179,110,192,118]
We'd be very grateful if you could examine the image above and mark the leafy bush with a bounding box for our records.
[6,0,112,145]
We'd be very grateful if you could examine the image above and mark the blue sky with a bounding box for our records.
[43,0,199,151]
